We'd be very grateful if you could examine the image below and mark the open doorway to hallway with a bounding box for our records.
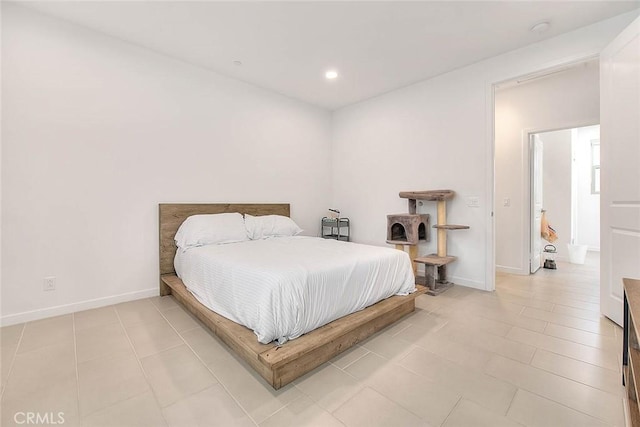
[493,58,600,282]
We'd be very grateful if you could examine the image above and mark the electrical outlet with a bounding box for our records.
[503,197,511,207]
[43,276,56,291]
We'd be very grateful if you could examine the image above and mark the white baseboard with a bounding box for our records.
[496,265,528,275]
[449,275,487,291]
[1,288,158,327]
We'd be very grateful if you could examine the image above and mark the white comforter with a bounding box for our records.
[175,236,415,344]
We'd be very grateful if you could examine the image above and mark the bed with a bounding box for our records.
[159,203,426,389]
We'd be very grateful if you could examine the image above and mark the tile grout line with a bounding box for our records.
[388,321,412,338]
[542,325,620,348]
[0,323,26,403]
[72,313,83,427]
[485,354,624,424]
[287,352,372,420]
[257,390,308,426]
[334,348,371,371]
[149,297,260,427]
[503,387,520,419]
[517,310,615,337]
[110,303,172,426]
[516,387,621,426]
[526,355,624,395]
[541,320,550,334]
[501,327,620,373]
[304,339,431,424]
[74,312,169,418]
[438,395,464,427]
[552,301,602,316]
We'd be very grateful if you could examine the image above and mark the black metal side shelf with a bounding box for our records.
[321,217,350,241]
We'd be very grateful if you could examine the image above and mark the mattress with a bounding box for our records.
[174,236,415,344]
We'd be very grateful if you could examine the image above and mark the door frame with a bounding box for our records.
[523,124,599,275]
[486,54,600,289]
[529,133,543,274]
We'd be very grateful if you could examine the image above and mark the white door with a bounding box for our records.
[531,135,544,273]
[600,16,640,326]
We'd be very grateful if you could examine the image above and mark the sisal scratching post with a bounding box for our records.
[409,245,418,275]
[437,200,447,257]
[395,244,419,275]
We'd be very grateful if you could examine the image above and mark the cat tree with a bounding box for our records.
[386,212,429,275]
[387,190,469,295]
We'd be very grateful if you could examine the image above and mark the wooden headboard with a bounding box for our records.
[158,203,291,277]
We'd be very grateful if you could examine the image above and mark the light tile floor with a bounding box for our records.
[0,252,625,426]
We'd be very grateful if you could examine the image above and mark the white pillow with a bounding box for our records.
[175,213,248,250]
[244,214,303,239]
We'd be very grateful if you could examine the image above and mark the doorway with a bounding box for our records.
[493,58,600,277]
[529,125,601,274]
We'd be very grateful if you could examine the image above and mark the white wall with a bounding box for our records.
[1,5,332,324]
[332,12,636,288]
[540,129,573,262]
[494,62,600,274]
[574,125,601,250]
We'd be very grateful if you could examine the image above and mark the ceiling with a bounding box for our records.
[17,1,640,110]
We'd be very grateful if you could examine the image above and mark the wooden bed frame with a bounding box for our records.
[159,203,426,389]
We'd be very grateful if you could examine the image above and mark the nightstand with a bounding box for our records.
[321,217,350,241]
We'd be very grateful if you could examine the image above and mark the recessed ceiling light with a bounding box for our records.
[233,60,243,66]
[325,70,338,80]
[530,21,550,34]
